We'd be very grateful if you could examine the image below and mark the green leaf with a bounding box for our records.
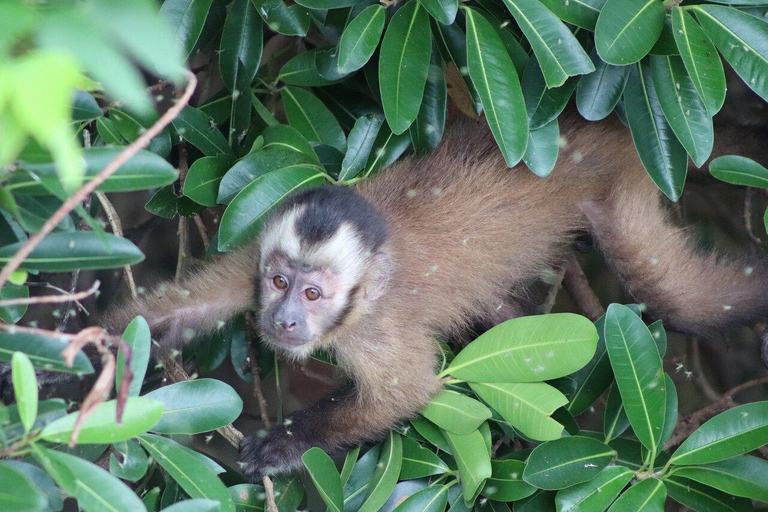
[303,447,344,512]
[444,313,598,383]
[567,316,613,416]
[338,5,387,73]
[228,484,265,511]
[410,418,452,454]
[523,436,616,490]
[671,455,768,502]
[555,465,634,512]
[623,62,688,201]
[595,0,665,65]
[0,330,93,374]
[194,324,232,374]
[359,431,403,512]
[604,304,666,454]
[162,499,219,512]
[444,428,492,506]
[11,352,37,434]
[340,114,384,181]
[419,0,458,25]
[421,390,492,435]
[96,117,124,145]
[410,47,447,155]
[670,8,726,116]
[108,108,171,158]
[252,0,310,36]
[659,373,678,449]
[394,484,450,511]
[693,5,768,103]
[604,384,630,442]
[379,1,432,135]
[145,379,243,434]
[72,91,103,121]
[523,119,559,178]
[538,0,606,30]
[464,7,528,167]
[499,0,594,87]
[0,232,144,272]
[470,382,567,441]
[159,0,213,58]
[117,316,151,397]
[344,445,382,510]
[364,123,412,174]
[432,20,482,116]
[261,124,319,161]
[608,479,665,511]
[670,401,768,465]
[281,86,346,150]
[0,461,49,511]
[577,48,631,121]
[218,166,326,250]
[710,155,768,189]
[172,106,234,156]
[41,398,163,444]
[219,0,262,91]
[11,148,178,195]
[482,459,536,502]
[650,55,713,167]
[521,59,578,130]
[400,437,449,480]
[278,49,340,86]
[145,185,204,219]
[109,440,149,482]
[183,154,235,206]
[0,284,28,324]
[139,434,236,512]
[665,475,753,512]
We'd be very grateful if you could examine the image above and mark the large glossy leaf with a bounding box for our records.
[108,108,171,158]
[0,462,49,511]
[219,0,262,91]
[523,437,615,490]
[710,155,768,189]
[482,459,536,502]
[670,8,726,116]
[12,352,37,434]
[522,119,559,178]
[218,166,326,250]
[595,0,665,65]
[393,484,450,511]
[432,21,482,116]
[343,445,382,511]
[183,155,234,206]
[10,148,178,195]
[340,114,384,181]
[302,447,343,512]
[410,47,446,155]
[521,59,577,130]
[555,465,634,512]
[419,0,458,25]
[400,437,449,480]
[117,316,151,397]
[261,124,318,161]
[577,49,630,121]
[359,431,403,512]
[281,86,346,150]
[421,390,492,435]
[410,418,452,454]
[139,434,235,512]
[278,49,339,86]
[0,284,28,324]
[443,313,598,383]
[671,456,768,502]
[0,232,144,271]
[471,382,567,441]
[0,330,93,373]
[665,475,753,512]
[604,304,666,453]
[444,428,492,506]
[538,0,605,30]
[607,479,665,511]
[623,62,688,201]
[72,90,103,121]
[566,316,613,416]
[172,106,234,156]
[145,379,243,434]
[159,0,213,58]
[499,0,594,87]
[252,0,310,36]
[669,402,768,465]
[41,398,163,444]
[650,55,713,167]
[693,5,768,102]
[35,445,146,512]
[109,440,149,482]
[379,1,432,135]
[338,5,386,73]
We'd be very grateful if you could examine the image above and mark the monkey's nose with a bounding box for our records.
[272,315,297,332]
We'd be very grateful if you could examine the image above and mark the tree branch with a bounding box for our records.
[562,253,605,321]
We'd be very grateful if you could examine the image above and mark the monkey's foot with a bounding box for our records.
[237,430,305,481]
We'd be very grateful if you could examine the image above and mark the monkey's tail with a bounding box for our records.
[582,161,768,356]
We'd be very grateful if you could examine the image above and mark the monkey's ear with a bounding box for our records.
[362,252,391,301]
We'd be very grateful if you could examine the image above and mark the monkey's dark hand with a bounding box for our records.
[238,422,322,481]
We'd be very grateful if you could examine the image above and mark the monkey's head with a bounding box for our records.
[257,186,390,357]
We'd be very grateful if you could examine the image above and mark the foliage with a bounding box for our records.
[1,0,768,511]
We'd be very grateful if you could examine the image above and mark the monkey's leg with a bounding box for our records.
[583,169,768,359]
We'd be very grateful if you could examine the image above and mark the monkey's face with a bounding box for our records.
[258,253,353,355]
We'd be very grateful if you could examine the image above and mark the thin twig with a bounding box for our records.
[0,71,197,291]
[562,253,605,321]
[744,188,764,247]
[0,280,100,308]
[691,338,720,402]
[95,191,138,300]
[175,217,190,284]
[193,215,210,252]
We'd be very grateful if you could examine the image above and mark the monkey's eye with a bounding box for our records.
[273,275,288,290]
[305,287,321,301]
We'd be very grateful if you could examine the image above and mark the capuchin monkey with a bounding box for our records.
[77,110,768,478]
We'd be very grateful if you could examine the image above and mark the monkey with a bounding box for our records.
[23,109,768,479]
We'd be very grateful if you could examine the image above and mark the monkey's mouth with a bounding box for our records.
[262,331,312,350]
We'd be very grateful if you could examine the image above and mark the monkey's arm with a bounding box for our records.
[104,246,258,352]
[238,328,441,478]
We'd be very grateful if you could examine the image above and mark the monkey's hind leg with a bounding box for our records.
[583,169,768,363]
